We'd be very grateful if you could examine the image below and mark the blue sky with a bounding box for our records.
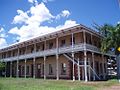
[0,0,119,48]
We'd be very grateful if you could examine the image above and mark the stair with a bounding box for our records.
[63,53,101,80]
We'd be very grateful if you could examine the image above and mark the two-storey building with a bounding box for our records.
[0,24,115,81]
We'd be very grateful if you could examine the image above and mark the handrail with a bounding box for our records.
[1,43,115,62]
[63,53,101,80]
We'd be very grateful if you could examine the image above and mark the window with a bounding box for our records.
[49,64,53,75]
[61,63,67,75]
[61,40,66,47]
[26,66,29,75]
[49,42,53,49]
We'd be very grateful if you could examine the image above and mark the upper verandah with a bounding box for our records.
[0,24,102,52]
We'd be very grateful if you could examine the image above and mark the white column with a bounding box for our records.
[16,47,19,78]
[71,33,75,81]
[72,52,75,81]
[33,57,36,78]
[24,59,26,78]
[56,37,59,80]
[92,52,95,80]
[56,54,59,80]
[33,43,36,78]
[16,60,19,78]
[77,58,80,81]
[44,40,46,80]
[44,56,46,80]
[88,60,91,81]
[10,61,12,77]
[84,51,88,82]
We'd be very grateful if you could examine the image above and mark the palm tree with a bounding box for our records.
[94,23,120,82]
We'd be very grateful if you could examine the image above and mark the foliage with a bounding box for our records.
[94,23,120,54]
[0,61,5,70]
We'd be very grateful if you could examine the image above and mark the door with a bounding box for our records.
[37,64,41,78]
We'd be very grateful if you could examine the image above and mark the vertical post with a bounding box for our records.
[33,57,36,78]
[24,45,27,78]
[44,56,46,80]
[16,46,19,78]
[72,33,75,81]
[82,67,84,80]
[44,40,46,80]
[84,51,88,82]
[78,58,80,81]
[24,59,26,78]
[72,53,75,81]
[102,55,105,79]
[10,61,12,77]
[33,43,36,78]
[92,52,95,80]
[16,60,19,78]
[56,54,59,80]
[56,37,59,80]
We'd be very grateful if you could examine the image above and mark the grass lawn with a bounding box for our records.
[0,78,119,90]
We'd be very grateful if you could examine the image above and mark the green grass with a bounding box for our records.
[0,78,119,90]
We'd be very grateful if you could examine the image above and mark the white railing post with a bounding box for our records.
[24,59,26,78]
[78,58,80,81]
[44,40,46,80]
[33,43,36,78]
[33,57,36,78]
[44,56,46,80]
[92,52,95,80]
[16,46,19,78]
[72,33,75,81]
[84,51,88,82]
[56,37,59,80]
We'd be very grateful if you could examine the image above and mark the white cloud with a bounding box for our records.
[0,26,8,48]
[13,10,29,24]
[9,19,77,42]
[27,2,54,25]
[56,20,77,30]
[13,3,54,26]
[0,38,8,49]
[42,0,54,3]
[0,27,4,32]
[28,0,38,5]
[9,1,77,43]
[55,10,70,20]
[61,10,70,17]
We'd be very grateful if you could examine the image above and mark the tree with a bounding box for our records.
[0,61,5,70]
[94,23,120,82]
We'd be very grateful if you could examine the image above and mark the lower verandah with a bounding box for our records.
[5,51,108,81]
